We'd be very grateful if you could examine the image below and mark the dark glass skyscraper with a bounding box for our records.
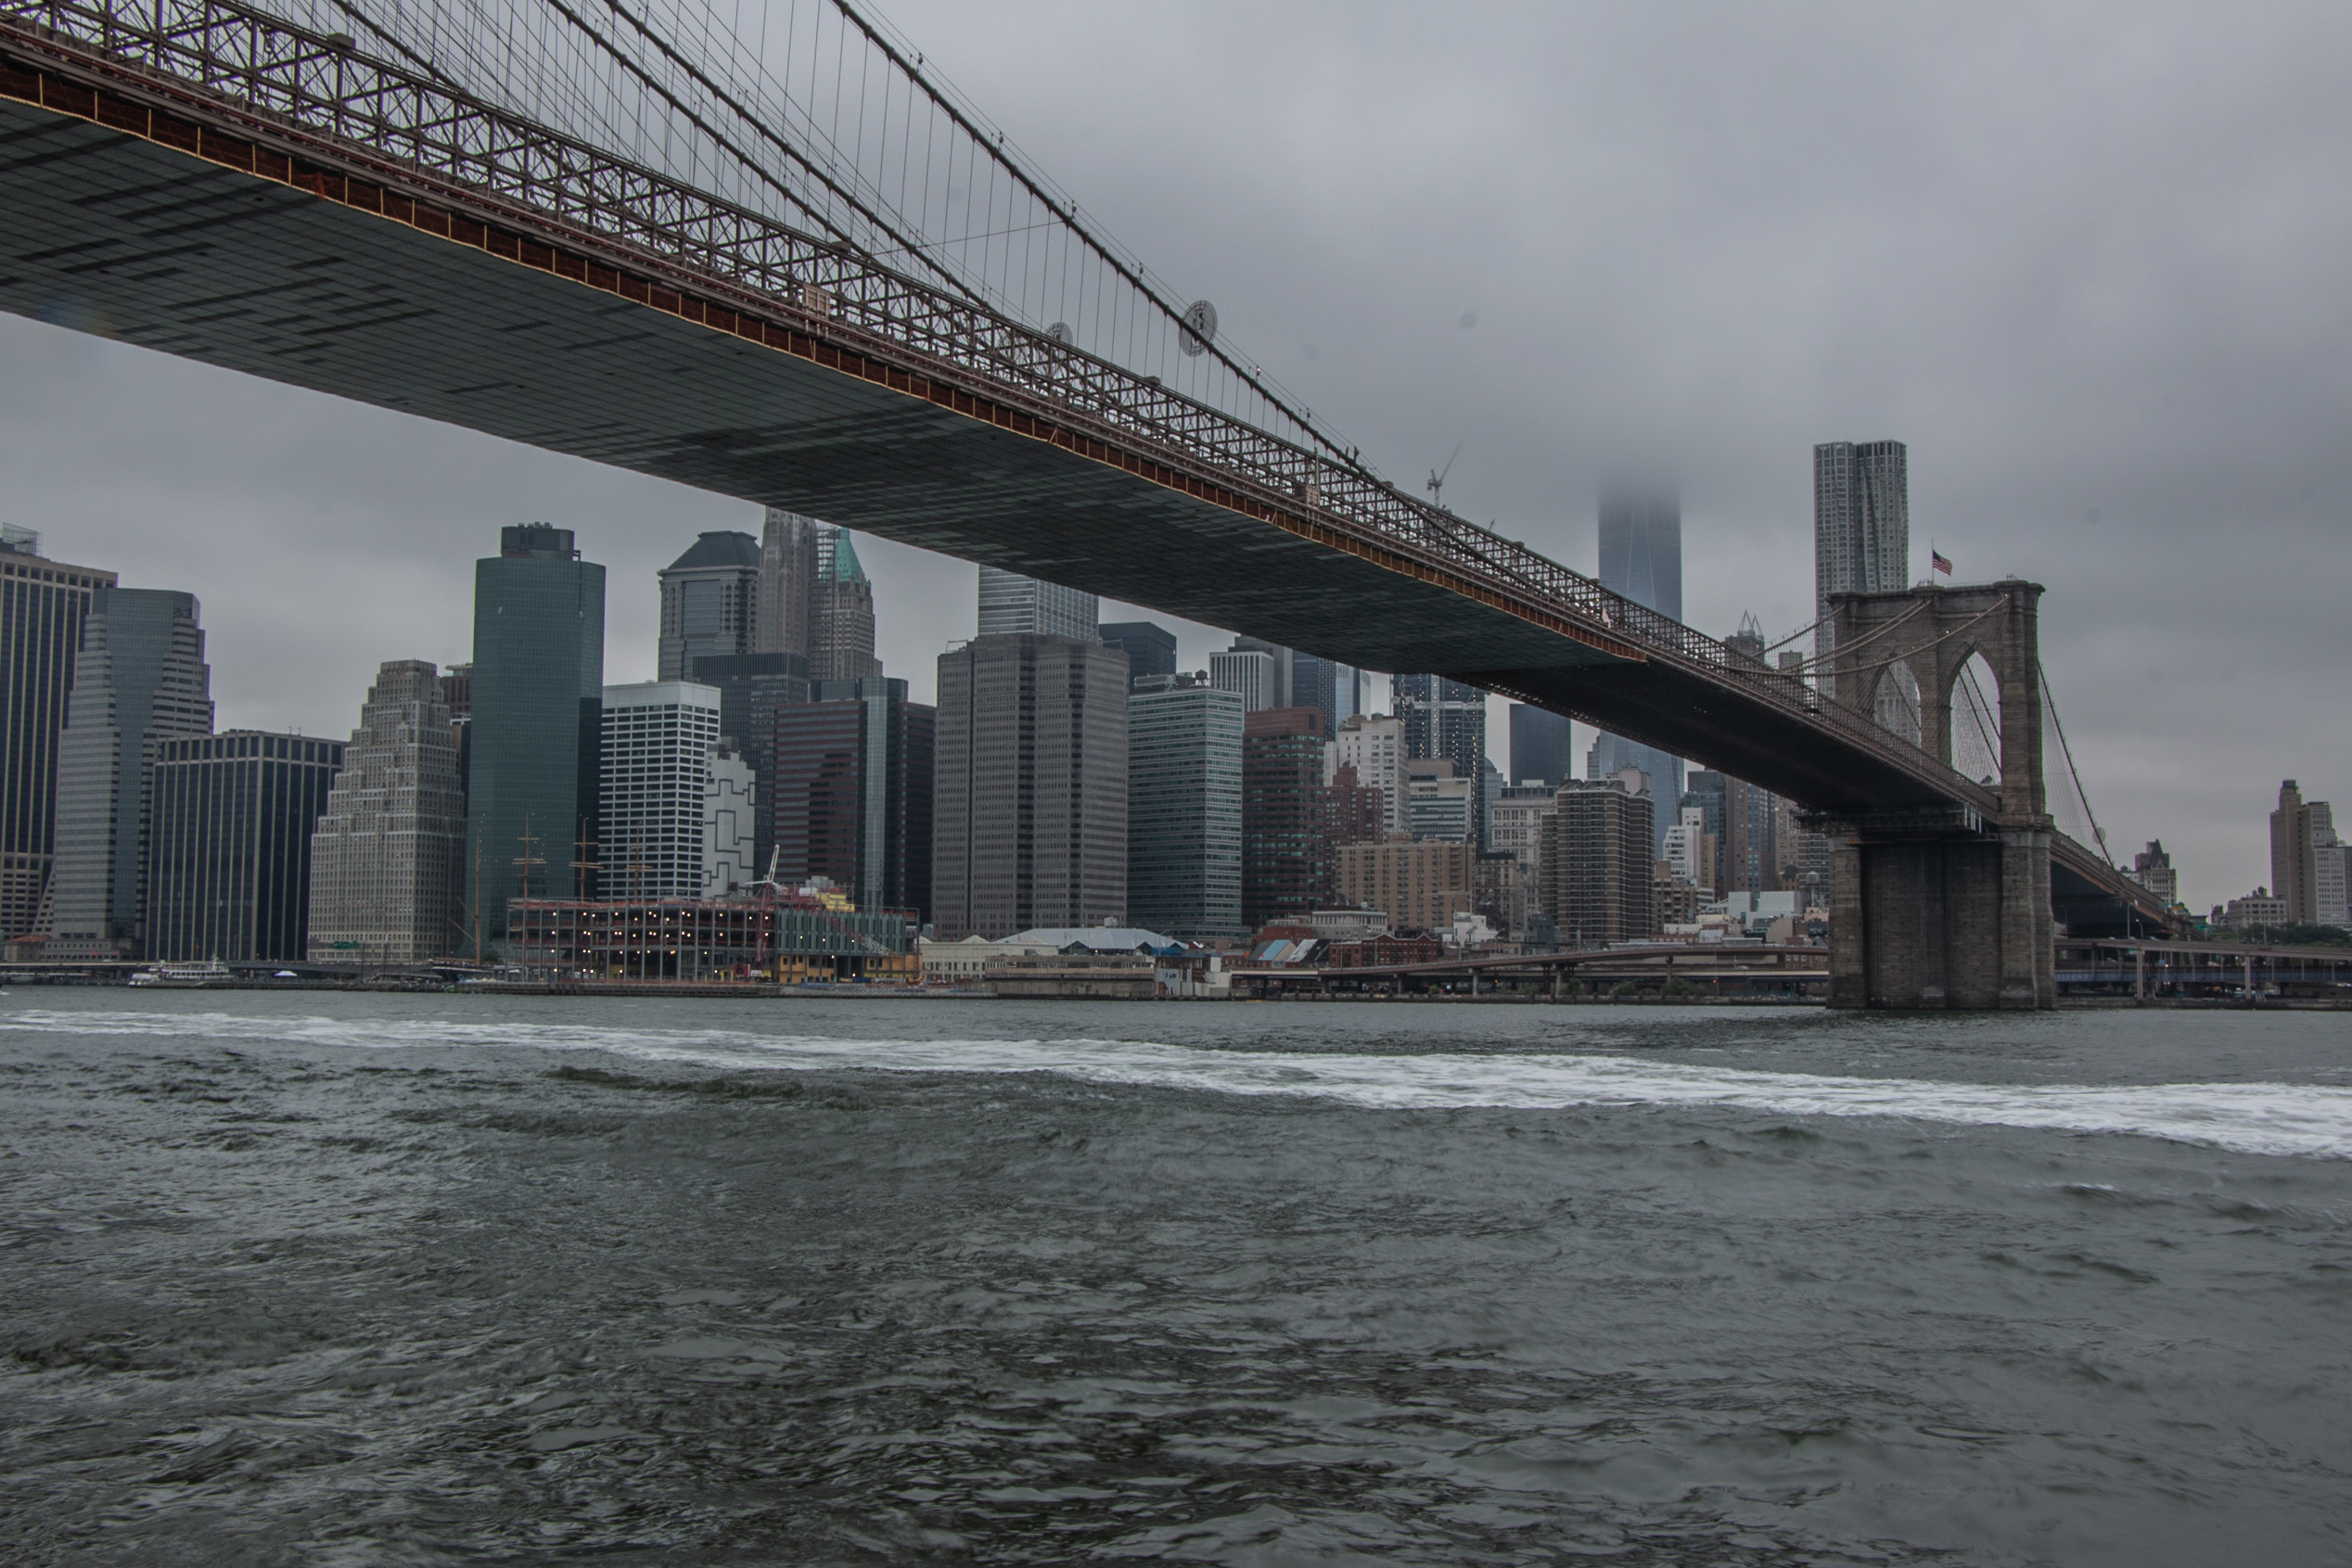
[657,530,761,680]
[1287,652,1341,738]
[771,677,934,919]
[1598,484,1683,623]
[1129,680,1243,940]
[47,587,213,959]
[690,650,810,878]
[146,731,343,962]
[1392,673,1487,846]
[1589,483,1684,850]
[0,537,116,939]
[1508,704,1572,788]
[465,524,605,957]
[1099,621,1179,683]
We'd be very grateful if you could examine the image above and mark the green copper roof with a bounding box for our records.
[828,529,867,582]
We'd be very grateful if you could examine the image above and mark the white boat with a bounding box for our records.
[127,959,235,988]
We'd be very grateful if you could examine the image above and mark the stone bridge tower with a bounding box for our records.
[1816,580,2054,1010]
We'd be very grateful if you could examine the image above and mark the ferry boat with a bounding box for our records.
[127,959,235,988]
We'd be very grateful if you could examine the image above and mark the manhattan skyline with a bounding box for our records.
[1,0,2346,911]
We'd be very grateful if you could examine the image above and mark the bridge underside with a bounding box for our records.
[0,96,1991,814]
[0,107,1605,667]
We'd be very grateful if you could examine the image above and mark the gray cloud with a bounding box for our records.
[4,0,2347,911]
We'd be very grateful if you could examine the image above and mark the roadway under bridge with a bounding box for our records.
[0,1,2179,1002]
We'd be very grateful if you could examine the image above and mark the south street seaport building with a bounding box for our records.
[505,884,915,982]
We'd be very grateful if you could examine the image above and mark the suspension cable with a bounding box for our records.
[825,0,1349,461]
[538,0,990,307]
[2039,660,2113,864]
[1815,595,2011,681]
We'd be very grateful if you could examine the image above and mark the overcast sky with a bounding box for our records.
[3,0,2347,911]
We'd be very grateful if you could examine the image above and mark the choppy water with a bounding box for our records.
[2,995,2347,1565]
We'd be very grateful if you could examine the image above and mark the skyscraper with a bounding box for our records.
[1288,652,1342,737]
[1508,703,1572,789]
[1392,674,1486,843]
[600,681,724,900]
[809,529,882,682]
[1238,706,1324,933]
[466,524,605,955]
[1099,621,1179,683]
[1322,762,1387,853]
[687,651,810,879]
[656,530,761,680]
[0,533,116,939]
[2271,781,2343,927]
[757,508,821,658]
[1814,440,1911,691]
[933,633,1127,938]
[707,745,759,895]
[440,661,473,801]
[771,676,935,919]
[769,698,865,896]
[1598,484,1683,622]
[977,567,1098,642]
[308,660,467,962]
[1681,771,1730,896]
[1331,713,1407,838]
[2128,840,2178,907]
[46,588,213,959]
[146,731,343,962]
[1539,778,1656,947]
[2312,810,2348,930]
[1589,484,1683,848]
[1487,781,1556,888]
[1209,644,1278,711]
[1722,773,1782,896]
[1129,679,1244,939]
[1404,759,1474,843]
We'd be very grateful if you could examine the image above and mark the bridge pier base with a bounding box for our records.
[1821,813,2053,1011]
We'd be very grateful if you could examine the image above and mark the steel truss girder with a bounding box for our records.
[0,0,2145,896]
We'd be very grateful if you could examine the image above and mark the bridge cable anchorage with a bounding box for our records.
[2039,660,2114,865]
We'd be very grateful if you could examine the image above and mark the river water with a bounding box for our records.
[2,993,2347,1565]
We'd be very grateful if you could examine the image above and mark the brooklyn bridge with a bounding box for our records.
[0,0,2177,1007]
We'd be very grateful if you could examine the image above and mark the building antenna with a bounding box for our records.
[1426,445,1462,509]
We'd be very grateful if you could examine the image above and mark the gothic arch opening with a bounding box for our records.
[1872,660,1924,746]
[1949,650,2001,785]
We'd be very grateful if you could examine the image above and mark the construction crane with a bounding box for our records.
[1427,445,1462,509]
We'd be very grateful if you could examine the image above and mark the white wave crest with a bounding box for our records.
[6,1007,2348,1159]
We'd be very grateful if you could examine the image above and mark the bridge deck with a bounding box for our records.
[0,10,2175,932]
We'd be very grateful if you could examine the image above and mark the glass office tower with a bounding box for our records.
[465,525,605,957]
[1590,483,1685,851]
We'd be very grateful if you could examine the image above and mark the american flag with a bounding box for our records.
[1930,550,1953,576]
